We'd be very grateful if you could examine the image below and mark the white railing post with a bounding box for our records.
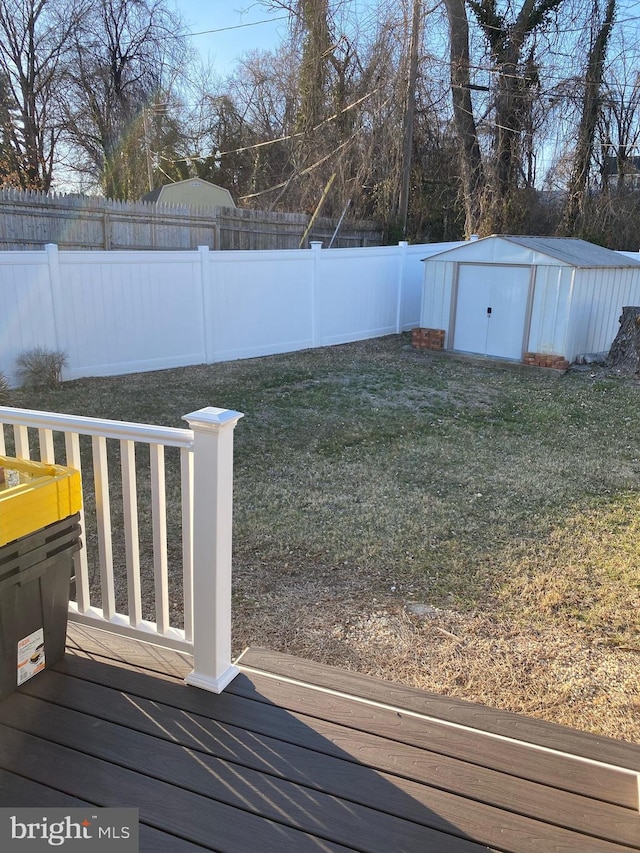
[182,406,244,693]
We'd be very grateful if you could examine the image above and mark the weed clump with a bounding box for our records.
[16,347,68,390]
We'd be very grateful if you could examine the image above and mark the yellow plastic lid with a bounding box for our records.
[0,456,82,547]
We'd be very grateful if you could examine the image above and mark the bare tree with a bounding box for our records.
[398,0,422,235]
[63,0,188,198]
[587,0,638,196]
[444,0,485,235]
[468,0,565,232]
[562,0,616,233]
[0,72,24,184]
[0,0,86,190]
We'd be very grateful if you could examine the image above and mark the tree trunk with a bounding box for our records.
[444,0,485,236]
[398,0,422,236]
[607,306,640,372]
[562,0,616,233]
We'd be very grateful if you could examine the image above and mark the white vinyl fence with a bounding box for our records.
[0,241,464,384]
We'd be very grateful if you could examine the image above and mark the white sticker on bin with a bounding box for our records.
[17,628,45,685]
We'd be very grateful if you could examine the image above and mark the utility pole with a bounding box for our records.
[398,0,422,237]
[143,107,154,192]
[143,102,168,193]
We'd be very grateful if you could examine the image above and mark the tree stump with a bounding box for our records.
[607,306,640,372]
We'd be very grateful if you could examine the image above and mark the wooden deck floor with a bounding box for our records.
[0,623,638,852]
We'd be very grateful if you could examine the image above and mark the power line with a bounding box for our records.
[160,87,381,164]
[238,132,361,201]
[186,16,289,39]
[147,4,640,171]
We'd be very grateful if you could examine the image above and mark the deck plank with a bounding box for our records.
[5,681,639,851]
[238,647,640,772]
[65,637,640,812]
[229,668,640,810]
[1,627,637,852]
[0,770,90,807]
[0,770,217,852]
[53,649,640,811]
[65,622,192,678]
[0,727,364,853]
[0,693,506,853]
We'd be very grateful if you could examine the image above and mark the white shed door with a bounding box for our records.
[454,264,530,360]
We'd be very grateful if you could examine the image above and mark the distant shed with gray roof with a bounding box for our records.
[419,235,640,365]
[142,178,235,208]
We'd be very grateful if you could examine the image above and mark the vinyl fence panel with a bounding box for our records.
[206,248,314,362]
[43,249,204,380]
[0,241,450,385]
[0,252,59,377]
[316,245,403,345]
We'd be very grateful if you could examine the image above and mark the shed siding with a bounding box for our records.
[527,266,573,356]
[420,261,454,339]
[566,267,640,361]
[421,238,640,366]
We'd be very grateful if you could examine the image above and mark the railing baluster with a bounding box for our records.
[14,424,30,459]
[150,443,169,635]
[181,445,194,644]
[0,404,242,684]
[65,431,90,613]
[92,435,115,620]
[38,428,55,463]
[121,439,142,628]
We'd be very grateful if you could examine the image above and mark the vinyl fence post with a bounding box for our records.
[198,245,213,363]
[45,243,63,356]
[396,240,409,333]
[311,240,323,348]
[182,406,244,693]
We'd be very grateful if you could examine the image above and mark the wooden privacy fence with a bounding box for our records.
[0,240,466,385]
[0,188,383,251]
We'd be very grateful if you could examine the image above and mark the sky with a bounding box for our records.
[173,1,288,75]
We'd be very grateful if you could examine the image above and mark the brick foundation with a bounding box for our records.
[523,352,570,371]
[412,327,445,351]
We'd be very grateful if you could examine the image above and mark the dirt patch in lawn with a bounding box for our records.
[232,555,640,743]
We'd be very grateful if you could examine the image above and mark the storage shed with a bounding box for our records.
[142,178,235,208]
[418,235,640,366]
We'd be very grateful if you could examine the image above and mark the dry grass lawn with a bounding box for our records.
[10,334,640,742]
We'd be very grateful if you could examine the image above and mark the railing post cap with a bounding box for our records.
[183,407,244,429]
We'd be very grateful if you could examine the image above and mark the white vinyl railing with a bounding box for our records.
[0,405,243,693]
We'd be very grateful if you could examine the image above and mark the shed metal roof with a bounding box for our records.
[141,178,235,207]
[501,236,640,267]
[423,235,640,268]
